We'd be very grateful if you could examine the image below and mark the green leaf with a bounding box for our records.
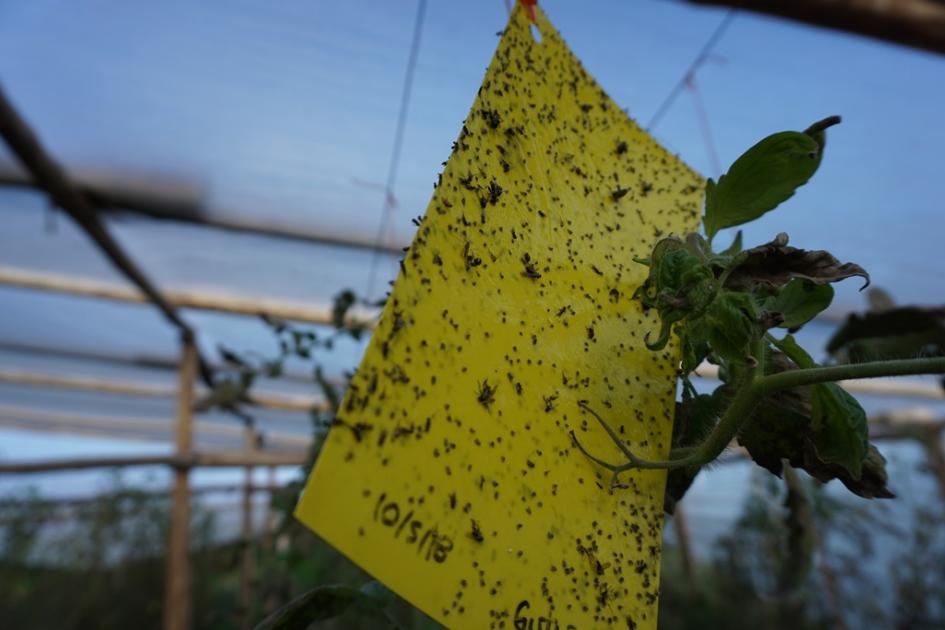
[332,289,358,329]
[701,291,757,364]
[810,383,869,479]
[704,131,822,239]
[193,379,248,412]
[719,230,743,256]
[636,236,718,351]
[764,279,834,329]
[218,344,249,367]
[735,348,894,499]
[738,383,811,476]
[723,232,870,291]
[679,323,710,374]
[771,333,816,369]
[359,580,397,608]
[802,115,841,171]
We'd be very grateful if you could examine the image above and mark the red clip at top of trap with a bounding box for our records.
[520,0,537,22]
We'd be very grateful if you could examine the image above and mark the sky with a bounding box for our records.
[0,0,943,552]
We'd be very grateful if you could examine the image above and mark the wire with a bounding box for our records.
[646,9,736,132]
[365,0,428,299]
[686,74,722,177]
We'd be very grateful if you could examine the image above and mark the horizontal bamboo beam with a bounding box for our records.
[0,415,176,446]
[0,264,381,327]
[0,340,317,387]
[1,408,938,473]
[0,497,279,526]
[0,367,330,412]
[0,368,175,397]
[0,450,308,474]
[5,352,942,411]
[0,404,312,448]
[0,484,286,511]
[1,357,940,424]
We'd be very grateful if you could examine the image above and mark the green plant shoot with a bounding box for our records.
[572,116,945,511]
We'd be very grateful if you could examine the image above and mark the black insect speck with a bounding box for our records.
[521,253,541,279]
[476,380,497,409]
[482,108,501,130]
[469,519,484,543]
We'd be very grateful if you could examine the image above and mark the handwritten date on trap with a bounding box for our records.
[373,492,454,563]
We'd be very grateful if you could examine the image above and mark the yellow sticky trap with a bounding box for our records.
[297,6,702,628]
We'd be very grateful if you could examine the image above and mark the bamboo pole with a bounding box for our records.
[672,504,699,594]
[0,483,286,509]
[0,404,312,448]
[0,339,315,386]
[0,450,308,474]
[0,368,174,397]
[813,523,847,629]
[5,351,941,409]
[2,417,934,474]
[239,425,259,630]
[920,428,945,507]
[0,368,331,412]
[263,466,277,550]
[0,264,377,328]
[164,340,197,630]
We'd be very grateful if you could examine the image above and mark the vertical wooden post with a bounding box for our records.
[164,339,197,630]
[813,527,846,629]
[263,465,277,550]
[672,505,698,593]
[239,425,258,630]
[922,426,945,507]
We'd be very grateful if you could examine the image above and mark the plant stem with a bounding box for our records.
[575,355,945,475]
[751,336,766,379]
[689,355,945,466]
[758,356,945,394]
[687,370,762,465]
[766,333,815,369]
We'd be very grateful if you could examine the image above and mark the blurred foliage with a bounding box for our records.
[659,464,945,630]
[0,474,440,630]
[4,460,943,629]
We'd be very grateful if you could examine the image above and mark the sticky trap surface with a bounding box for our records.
[296,6,702,629]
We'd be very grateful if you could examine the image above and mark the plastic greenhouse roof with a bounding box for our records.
[1,2,943,334]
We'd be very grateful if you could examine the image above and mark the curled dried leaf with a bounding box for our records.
[723,232,870,291]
